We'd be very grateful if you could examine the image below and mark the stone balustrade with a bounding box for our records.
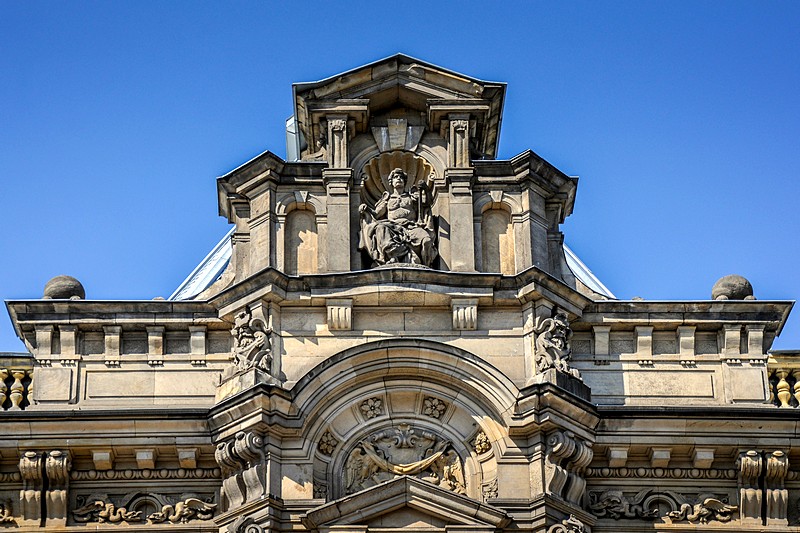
[768,350,800,408]
[0,354,33,410]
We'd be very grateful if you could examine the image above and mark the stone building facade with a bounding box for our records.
[2,55,799,533]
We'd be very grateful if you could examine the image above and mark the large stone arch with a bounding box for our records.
[289,339,520,502]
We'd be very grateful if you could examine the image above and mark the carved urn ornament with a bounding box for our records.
[358,168,437,268]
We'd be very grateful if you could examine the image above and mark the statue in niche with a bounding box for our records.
[358,168,437,267]
[534,310,580,378]
[343,424,465,495]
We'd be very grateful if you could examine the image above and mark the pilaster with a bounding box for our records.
[446,167,475,272]
[323,168,353,272]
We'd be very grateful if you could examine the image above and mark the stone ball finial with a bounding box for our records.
[43,275,85,300]
[712,274,755,300]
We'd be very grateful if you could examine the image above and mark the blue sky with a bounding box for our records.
[1,1,799,351]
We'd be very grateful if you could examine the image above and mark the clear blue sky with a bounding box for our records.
[2,1,799,351]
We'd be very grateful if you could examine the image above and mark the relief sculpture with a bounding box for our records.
[343,424,465,495]
[231,309,273,373]
[534,310,580,378]
[358,168,437,267]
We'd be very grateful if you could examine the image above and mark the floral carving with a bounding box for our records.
[318,431,338,455]
[473,431,491,454]
[422,396,447,419]
[231,309,273,373]
[359,397,383,419]
[534,310,580,378]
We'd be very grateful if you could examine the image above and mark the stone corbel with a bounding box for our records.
[214,431,266,511]
[135,448,157,469]
[189,325,207,365]
[765,450,788,526]
[606,446,628,468]
[146,326,165,366]
[746,325,766,364]
[58,325,79,362]
[635,326,653,366]
[692,448,715,469]
[737,450,762,525]
[649,448,671,468]
[44,450,71,526]
[34,325,54,364]
[18,451,43,526]
[677,326,696,366]
[327,299,352,331]
[592,326,611,365]
[103,325,121,366]
[451,298,478,331]
[545,430,593,506]
[92,449,114,471]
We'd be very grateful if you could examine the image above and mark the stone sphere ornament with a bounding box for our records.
[711,274,755,300]
[43,275,86,300]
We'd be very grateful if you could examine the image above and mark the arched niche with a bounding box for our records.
[358,151,438,207]
[481,208,515,275]
[285,208,318,275]
[290,339,519,502]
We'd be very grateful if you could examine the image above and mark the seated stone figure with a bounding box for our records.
[358,168,437,267]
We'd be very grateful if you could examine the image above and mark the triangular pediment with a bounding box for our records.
[302,476,510,530]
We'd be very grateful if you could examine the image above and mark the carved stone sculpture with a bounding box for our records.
[147,498,217,523]
[215,431,266,511]
[667,496,737,523]
[547,515,586,533]
[343,425,465,495]
[589,489,659,520]
[765,450,789,525]
[72,500,142,523]
[358,168,437,267]
[534,310,580,378]
[44,450,70,525]
[0,502,13,523]
[231,309,273,373]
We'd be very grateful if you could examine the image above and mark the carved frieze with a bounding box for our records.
[73,501,142,523]
[343,424,465,495]
[481,478,498,502]
[667,496,737,524]
[72,495,216,524]
[588,489,659,520]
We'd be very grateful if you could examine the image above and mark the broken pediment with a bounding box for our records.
[302,476,510,532]
[293,54,505,161]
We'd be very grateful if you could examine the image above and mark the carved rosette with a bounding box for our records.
[343,425,465,495]
[421,396,447,419]
[359,397,383,419]
[473,431,491,455]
